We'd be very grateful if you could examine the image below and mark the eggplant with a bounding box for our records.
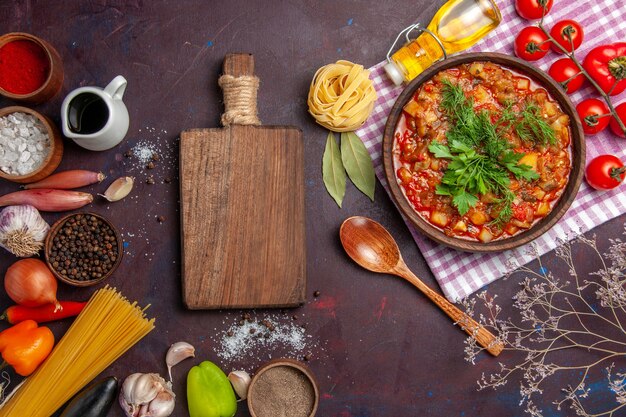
[60,376,118,417]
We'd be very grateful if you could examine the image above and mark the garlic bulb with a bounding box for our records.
[166,341,195,382]
[0,205,49,257]
[119,373,175,417]
[228,370,251,400]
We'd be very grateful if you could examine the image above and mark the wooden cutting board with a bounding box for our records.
[180,53,306,309]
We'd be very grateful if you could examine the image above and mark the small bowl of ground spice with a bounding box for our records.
[0,32,64,104]
[44,212,123,287]
[248,358,319,417]
[0,106,63,183]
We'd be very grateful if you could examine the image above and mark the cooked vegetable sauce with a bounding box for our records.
[393,62,571,242]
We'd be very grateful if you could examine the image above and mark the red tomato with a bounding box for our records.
[514,27,551,61]
[548,58,584,93]
[515,0,553,20]
[585,155,626,190]
[583,43,626,96]
[610,102,626,138]
[550,20,584,54]
[576,99,611,135]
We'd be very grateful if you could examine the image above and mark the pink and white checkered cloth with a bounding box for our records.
[355,1,626,302]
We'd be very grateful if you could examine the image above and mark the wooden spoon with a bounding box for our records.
[339,216,503,357]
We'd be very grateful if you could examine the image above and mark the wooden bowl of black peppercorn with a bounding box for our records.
[44,212,123,287]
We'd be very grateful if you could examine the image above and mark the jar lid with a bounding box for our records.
[383,61,405,86]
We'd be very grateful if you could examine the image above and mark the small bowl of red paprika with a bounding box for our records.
[0,32,64,104]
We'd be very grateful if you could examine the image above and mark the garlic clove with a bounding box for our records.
[100,177,134,202]
[145,387,176,417]
[119,389,141,417]
[166,341,195,382]
[122,373,161,406]
[228,370,251,400]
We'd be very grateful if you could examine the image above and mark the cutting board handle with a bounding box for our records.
[219,53,260,126]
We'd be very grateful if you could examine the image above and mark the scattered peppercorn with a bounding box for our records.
[146,162,155,169]
[48,214,120,282]
[151,153,160,161]
[249,328,256,334]
[227,330,234,337]
[292,315,298,321]
[313,291,320,298]
[164,177,171,184]
[124,150,133,157]
[157,216,166,223]
[146,177,155,185]
[303,354,311,362]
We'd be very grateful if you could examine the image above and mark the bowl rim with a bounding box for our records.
[0,105,62,182]
[0,32,54,99]
[247,358,320,417]
[382,52,586,253]
[44,212,124,287]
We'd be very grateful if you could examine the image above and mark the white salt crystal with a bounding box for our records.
[19,151,31,162]
[17,164,32,175]
[0,112,50,176]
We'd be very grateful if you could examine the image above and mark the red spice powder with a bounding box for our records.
[0,40,50,95]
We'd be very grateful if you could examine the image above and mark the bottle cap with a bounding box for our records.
[383,62,405,86]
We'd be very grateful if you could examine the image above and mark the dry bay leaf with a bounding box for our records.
[322,131,346,207]
[341,131,375,201]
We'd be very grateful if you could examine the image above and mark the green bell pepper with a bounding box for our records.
[187,361,237,417]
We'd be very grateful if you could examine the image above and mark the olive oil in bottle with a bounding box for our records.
[384,0,502,85]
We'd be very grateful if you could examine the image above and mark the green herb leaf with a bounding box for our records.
[340,131,376,201]
[322,131,346,207]
[515,104,556,145]
[429,142,453,159]
[452,191,479,215]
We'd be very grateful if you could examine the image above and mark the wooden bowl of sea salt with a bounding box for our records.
[0,106,63,184]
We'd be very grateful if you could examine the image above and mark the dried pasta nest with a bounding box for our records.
[307,60,377,132]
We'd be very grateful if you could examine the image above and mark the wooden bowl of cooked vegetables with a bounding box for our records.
[383,52,585,253]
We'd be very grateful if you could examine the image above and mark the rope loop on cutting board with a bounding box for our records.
[218,74,261,126]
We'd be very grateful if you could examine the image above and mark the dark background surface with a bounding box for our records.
[1,1,624,416]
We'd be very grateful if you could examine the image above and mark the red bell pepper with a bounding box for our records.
[583,43,626,96]
[0,301,87,324]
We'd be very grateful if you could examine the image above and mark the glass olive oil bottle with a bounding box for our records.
[384,0,502,85]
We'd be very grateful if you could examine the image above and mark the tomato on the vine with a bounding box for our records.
[610,102,626,138]
[549,58,584,93]
[514,27,550,61]
[550,20,584,54]
[583,43,626,96]
[515,0,553,20]
[576,99,611,135]
[585,155,626,190]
